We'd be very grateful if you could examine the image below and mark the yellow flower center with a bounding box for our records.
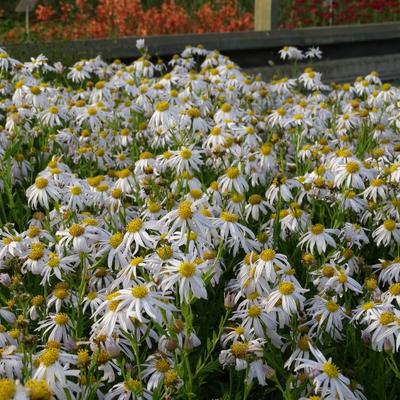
[337,272,347,284]
[277,107,286,116]
[380,312,395,325]
[125,378,142,392]
[221,103,231,113]
[109,232,123,248]
[49,105,58,114]
[230,342,248,358]
[345,161,360,174]
[383,219,396,231]
[70,186,82,195]
[69,224,85,237]
[297,335,309,351]
[310,224,325,235]
[326,301,339,312]
[155,358,170,373]
[27,226,41,238]
[25,379,52,400]
[177,201,193,220]
[187,108,201,118]
[54,313,69,326]
[155,101,169,112]
[130,257,143,267]
[53,288,68,300]
[221,211,238,223]
[261,143,272,155]
[126,218,143,233]
[157,246,173,260]
[48,254,60,268]
[248,194,262,205]
[278,281,295,295]
[40,348,60,366]
[389,283,400,296]
[260,248,276,262]
[179,261,196,278]
[0,378,16,400]
[131,285,148,299]
[361,301,374,311]
[116,169,130,179]
[35,177,48,189]
[164,370,179,386]
[29,243,45,260]
[248,305,261,317]
[30,86,41,95]
[235,326,245,335]
[226,167,239,179]
[322,361,340,378]
[87,107,97,116]
[180,148,192,160]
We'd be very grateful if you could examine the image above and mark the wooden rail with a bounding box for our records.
[2,22,400,82]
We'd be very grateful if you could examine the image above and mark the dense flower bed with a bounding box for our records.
[0,43,400,399]
[0,0,253,43]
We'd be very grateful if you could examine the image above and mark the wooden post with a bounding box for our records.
[25,6,30,42]
[254,0,279,31]
[15,0,38,42]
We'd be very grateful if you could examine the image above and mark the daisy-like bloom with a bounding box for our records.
[219,338,269,385]
[295,346,358,400]
[160,199,212,238]
[26,176,60,209]
[280,203,310,233]
[162,256,208,303]
[284,333,313,369]
[105,378,152,400]
[141,353,174,390]
[305,46,323,59]
[232,301,282,346]
[218,166,249,194]
[0,378,26,399]
[334,160,372,190]
[115,279,176,322]
[39,104,65,127]
[148,101,178,131]
[279,46,304,60]
[324,268,362,295]
[97,231,128,269]
[307,297,348,340]
[382,282,400,306]
[214,211,259,255]
[254,248,291,283]
[40,251,78,284]
[362,178,388,202]
[266,280,308,314]
[364,308,399,351]
[244,194,269,221]
[22,241,48,275]
[375,257,400,284]
[169,146,203,173]
[36,313,72,343]
[372,219,400,246]
[57,223,106,253]
[33,342,80,398]
[265,174,300,205]
[298,224,339,254]
[121,217,158,255]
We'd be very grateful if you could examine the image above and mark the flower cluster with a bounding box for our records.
[280,0,400,28]
[0,42,399,399]
[2,0,253,43]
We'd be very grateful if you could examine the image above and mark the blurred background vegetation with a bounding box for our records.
[1,0,400,44]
